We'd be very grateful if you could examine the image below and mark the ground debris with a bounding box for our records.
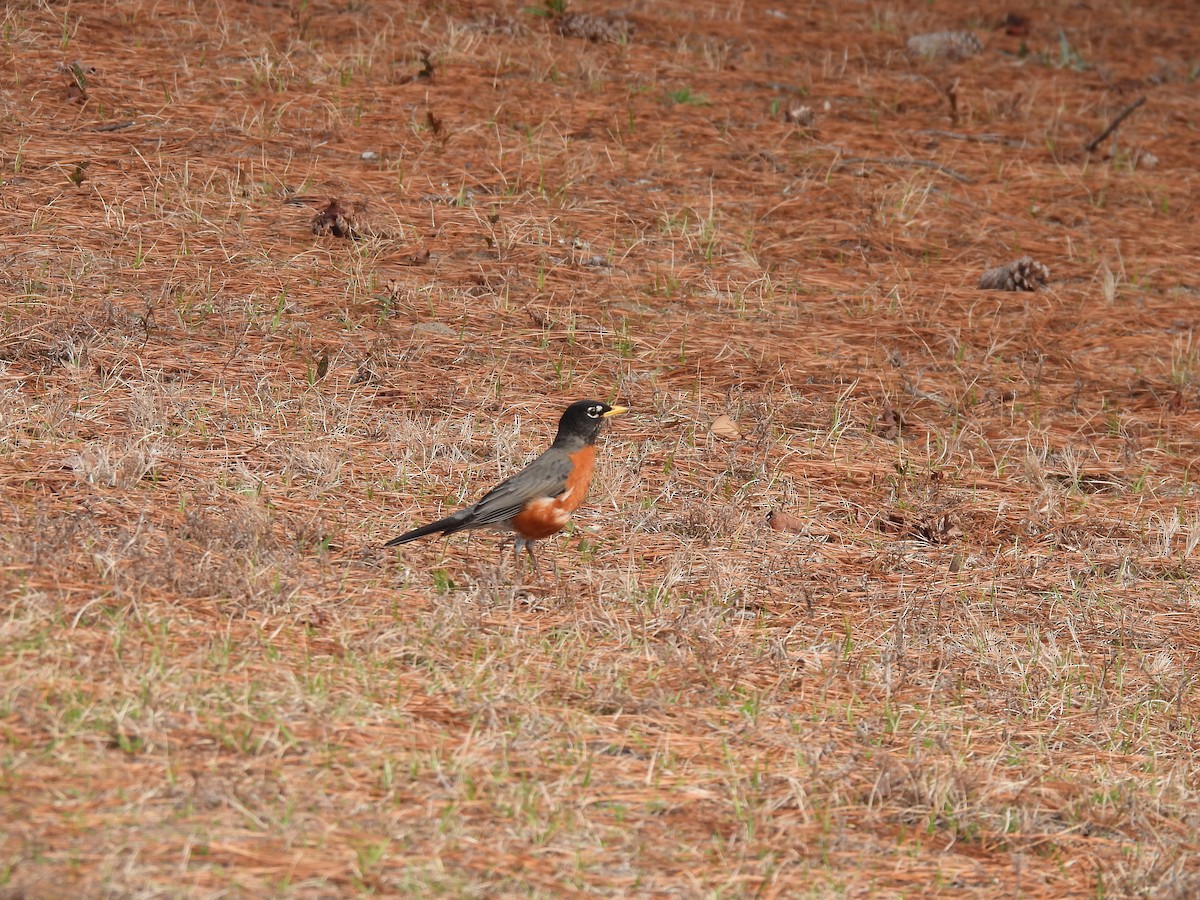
[906,31,983,61]
[395,51,433,84]
[1083,95,1147,154]
[874,403,906,441]
[833,154,972,183]
[783,105,814,127]
[56,59,96,101]
[709,414,742,441]
[311,198,365,239]
[465,14,527,37]
[1000,12,1032,37]
[766,509,806,534]
[880,507,962,544]
[310,197,398,241]
[978,257,1050,291]
[555,11,633,44]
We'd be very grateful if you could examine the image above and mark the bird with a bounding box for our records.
[384,399,627,571]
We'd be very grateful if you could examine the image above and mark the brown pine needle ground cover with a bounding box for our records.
[2,0,1200,895]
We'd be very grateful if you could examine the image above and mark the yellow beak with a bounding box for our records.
[602,405,628,418]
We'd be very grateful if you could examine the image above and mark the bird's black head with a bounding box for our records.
[553,399,627,447]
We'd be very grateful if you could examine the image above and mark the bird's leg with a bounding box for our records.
[508,537,529,582]
[524,540,541,577]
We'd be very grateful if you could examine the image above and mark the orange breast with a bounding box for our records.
[510,445,596,540]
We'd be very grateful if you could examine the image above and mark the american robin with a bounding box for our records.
[384,399,627,569]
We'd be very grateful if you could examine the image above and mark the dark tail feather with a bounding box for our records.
[383,511,471,547]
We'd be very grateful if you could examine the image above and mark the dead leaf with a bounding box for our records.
[426,109,443,138]
[767,510,806,534]
[710,414,742,440]
[876,403,905,440]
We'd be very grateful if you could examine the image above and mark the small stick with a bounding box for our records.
[1083,95,1147,153]
[93,120,138,132]
[917,129,1030,149]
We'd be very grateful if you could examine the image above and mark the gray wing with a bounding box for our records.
[462,448,573,528]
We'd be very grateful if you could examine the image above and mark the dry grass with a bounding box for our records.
[3,0,1200,895]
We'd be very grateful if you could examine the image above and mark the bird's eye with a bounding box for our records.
[587,406,601,418]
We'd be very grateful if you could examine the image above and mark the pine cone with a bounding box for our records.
[465,15,527,37]
[312,198,365,240]
[978,257,1051,291]
[906,31,983,61]
[555,12,633,44]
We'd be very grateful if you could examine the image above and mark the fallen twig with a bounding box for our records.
[1083,95,1147,153]
[93,120,138,132]
[917,129,1030,149]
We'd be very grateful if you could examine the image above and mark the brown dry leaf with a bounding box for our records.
[766,510,806,534]
[875,403,905,441]
[709,414,742,440]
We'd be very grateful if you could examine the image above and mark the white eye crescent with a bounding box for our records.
[587,406,601,418]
